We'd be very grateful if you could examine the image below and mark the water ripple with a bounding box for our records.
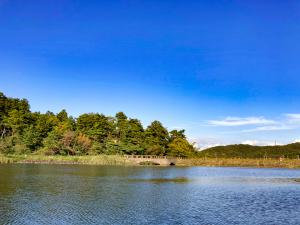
[1,165,300,225]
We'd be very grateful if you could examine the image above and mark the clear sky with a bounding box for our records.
[1,0,300,148]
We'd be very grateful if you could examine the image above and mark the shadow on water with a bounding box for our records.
[128,177,300,185]
[129,177,191,183]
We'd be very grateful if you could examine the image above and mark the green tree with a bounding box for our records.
[32,112,59,139]
[57,109,68,122]
[115,112,129,142]
[126,119,144,145]
[22,125,43,151]
[168,138,195,157]
[3,109,29,136]
[170,129,186,140]
[77,113,113,143]
[144,121,169,155]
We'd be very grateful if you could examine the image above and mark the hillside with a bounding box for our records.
[199,143,300,159]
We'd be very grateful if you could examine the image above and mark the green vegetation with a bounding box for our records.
[199,143,300,159]
[0,92,197,158]
[0,154,12,163]
[0,154,133,165]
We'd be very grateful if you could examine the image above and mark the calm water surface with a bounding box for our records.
[1,164,300,225]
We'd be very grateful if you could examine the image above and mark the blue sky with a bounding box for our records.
[1,0,300,148]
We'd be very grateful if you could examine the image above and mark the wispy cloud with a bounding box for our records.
[189,137,225,150]
[241,125,293,133]
[243,113,300,133]
[193,113,300,148]
[207,113,300,132]
[193,137,282,150]
[208,116,275,127]
[285,114,300,123]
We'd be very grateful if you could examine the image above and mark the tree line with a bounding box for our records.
[0,92,197,157]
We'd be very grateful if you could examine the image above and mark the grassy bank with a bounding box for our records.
[177,157,300,168]
[0,155,15,164]
[1,154,300,168]
[0,154,134,166]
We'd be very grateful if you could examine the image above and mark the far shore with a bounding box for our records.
[1,154,300,169]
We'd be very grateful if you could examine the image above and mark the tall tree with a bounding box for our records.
[3,109,29,136]
[126,119,144,145]
[170,129,186,140]
[144,121,169,155]
[168,138,195,157]
[77,113,113,143]
[115,112,129,143]
[57,109,68,122]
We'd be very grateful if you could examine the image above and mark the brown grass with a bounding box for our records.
[176,157,300,168]
[23,155,136,166]
[1,154,134,166]
[2,154,300,168]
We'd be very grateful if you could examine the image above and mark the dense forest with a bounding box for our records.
[0,92,197,157]
[199,143,300,159]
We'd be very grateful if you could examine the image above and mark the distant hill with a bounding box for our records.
[198,143,300,159]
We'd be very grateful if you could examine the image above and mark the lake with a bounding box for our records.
[1,164,300,225]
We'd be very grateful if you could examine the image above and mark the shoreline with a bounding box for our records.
[1,155,300,169]
[176,158,300,169]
